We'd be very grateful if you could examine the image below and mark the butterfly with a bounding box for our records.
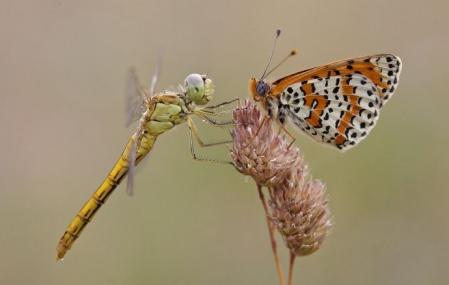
[249,49,402,151]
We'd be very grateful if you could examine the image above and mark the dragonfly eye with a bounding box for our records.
[184,73,212,105]
[256,81,269,96]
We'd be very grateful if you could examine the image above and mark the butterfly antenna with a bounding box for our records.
[260,29,282,80]
[265,49,298,78]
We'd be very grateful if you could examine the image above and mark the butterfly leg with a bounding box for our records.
[187,118,233,165]
[256,116,269,137]
[277,123,296,149]
[240,115,269,149]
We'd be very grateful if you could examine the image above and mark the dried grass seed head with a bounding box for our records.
[270,167,332,256]
[230,100,300,187]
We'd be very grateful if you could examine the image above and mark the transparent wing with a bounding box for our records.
[148,56,161,98]
[126,61,161,196]
[126,68,147,126]
[273,54,402,150]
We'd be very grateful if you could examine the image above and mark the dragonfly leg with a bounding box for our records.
[200,108,234,117]
[195,98,240,121]
[204,98,240,110]
[187,118,233,165]
[188,118,233,147]
[195,112,235,127]
[195,108,236,123]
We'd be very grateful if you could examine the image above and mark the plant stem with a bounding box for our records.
[257,184,286,285]
[288,251,296,285]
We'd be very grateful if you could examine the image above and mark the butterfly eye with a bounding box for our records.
[256,81,269,96]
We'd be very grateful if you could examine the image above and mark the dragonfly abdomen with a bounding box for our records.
[56,132,158,260]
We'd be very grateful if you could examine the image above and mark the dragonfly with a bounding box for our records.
[56,67,234,260]
[249,30,402,150]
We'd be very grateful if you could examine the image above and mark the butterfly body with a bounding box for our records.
[249,54,402,151]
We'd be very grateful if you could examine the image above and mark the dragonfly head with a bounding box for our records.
[249,78,270,102]
[185,73,214,105]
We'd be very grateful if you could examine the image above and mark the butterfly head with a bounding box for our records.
[249,30,296,103]
[184,73,214,105]
[249,78,270,102]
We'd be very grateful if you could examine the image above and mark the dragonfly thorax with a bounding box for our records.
[184,73,214,106]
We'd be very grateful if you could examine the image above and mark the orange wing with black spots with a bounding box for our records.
[267,54,402,150]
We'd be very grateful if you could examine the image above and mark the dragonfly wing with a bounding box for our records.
[148,57,161,98]
[272,54,402,150]
[126,68,147,126]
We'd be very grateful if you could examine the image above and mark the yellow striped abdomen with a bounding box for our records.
[56,132,157,260]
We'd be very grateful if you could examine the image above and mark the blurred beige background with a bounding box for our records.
[1,0,448,284]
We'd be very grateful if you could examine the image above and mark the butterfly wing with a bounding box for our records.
[270,54,402,150]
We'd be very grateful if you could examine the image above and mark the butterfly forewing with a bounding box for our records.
[272,54,401,150]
